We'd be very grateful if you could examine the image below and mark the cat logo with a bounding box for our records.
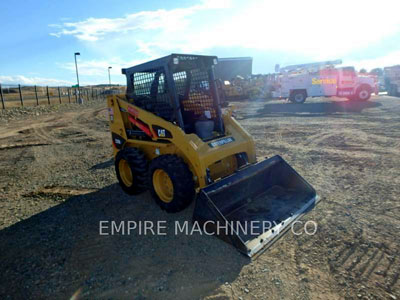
[152,125,172,138]
[157,129,166,137]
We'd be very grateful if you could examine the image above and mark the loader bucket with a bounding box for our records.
[193,155,319,257]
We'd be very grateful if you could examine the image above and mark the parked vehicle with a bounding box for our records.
[272,60,377,103]
[384,65,400,97]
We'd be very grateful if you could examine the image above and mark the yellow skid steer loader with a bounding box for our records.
[107,54,319,257]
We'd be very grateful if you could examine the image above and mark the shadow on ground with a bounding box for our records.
[90,158,114,170]
[241,100,382,119]
[0,184,247,299]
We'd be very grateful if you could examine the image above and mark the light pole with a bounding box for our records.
[108,66,112,89]
[74,52,80,102]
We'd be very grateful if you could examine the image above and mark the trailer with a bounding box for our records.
[272,60,377,104]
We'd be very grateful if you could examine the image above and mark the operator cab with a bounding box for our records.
[122,54,224,140]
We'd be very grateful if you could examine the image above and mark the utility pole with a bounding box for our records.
[74,52,81,103]
[108,66,112,89]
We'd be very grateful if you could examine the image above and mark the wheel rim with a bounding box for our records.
[153,169,174,203]
[295,93,304,102]
[359,90,369,100]
[119,159,133,186]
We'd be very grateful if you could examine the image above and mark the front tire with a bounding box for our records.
[149,155,195,213]
[353,86,371,101]
[115,148,148,195]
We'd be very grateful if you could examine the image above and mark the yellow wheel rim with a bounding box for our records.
[119,159,133,186]
[153,169,174,203]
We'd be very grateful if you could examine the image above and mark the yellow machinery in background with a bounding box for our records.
[221,75,274,101]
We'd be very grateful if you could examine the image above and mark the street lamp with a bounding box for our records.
[74,52,80,102]
[108,66,112,89]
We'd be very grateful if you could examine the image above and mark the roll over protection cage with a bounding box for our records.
[122,54,224,133]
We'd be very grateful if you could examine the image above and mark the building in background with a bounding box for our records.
[214,57,253,81]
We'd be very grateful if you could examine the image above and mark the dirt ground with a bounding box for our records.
[0,96,399,300]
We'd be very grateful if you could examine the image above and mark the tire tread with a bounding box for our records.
[115,147,148,195]
[149,155,195,213]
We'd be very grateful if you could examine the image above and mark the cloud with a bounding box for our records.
[143,0,400,58]
[49,0,400,79]
[57,57,148,77]
[0,75,73,86]
[348,51,400,71]
[51,0,231,41]
[51,0,400,59]
[59,59,121,76]
[56,56,161,85]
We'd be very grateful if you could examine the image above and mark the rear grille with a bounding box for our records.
[173,69,217,119]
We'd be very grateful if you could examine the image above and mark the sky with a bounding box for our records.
[1,0,400,86]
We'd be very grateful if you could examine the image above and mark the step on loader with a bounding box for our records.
[107,54,319,257]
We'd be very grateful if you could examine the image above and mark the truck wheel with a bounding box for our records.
[149,155,195,213]
[354,86,371,101]
[115,148,148,195]
[290,91,307,104]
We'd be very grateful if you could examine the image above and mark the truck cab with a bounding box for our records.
[336,67,376,99]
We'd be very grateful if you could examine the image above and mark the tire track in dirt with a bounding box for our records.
[328,241,399,294]
[0,107,107,145]
[293,250,311,300]
[0,142,51,150]
[4,108,108,147]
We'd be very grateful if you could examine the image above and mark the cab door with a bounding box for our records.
[337,67,357,97]
[338,67,357,89]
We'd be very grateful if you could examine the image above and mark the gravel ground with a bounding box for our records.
[0,96,399,299]
[0,98,106,123]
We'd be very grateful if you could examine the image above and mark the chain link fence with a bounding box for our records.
[0,84,125,109]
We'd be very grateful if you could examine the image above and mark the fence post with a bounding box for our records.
[34,85,39,106]
[18,84,24,107]
[58,87,62,104]
[75,88,78,103]
[0,84,5,109]
[46,86,50,105]
[86,89,89,101]
[68,88,71,103]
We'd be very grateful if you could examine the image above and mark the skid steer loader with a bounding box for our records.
[107,54,319,257]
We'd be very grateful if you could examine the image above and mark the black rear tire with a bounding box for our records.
[289,90,307,104]
[115,148,148,195]
[149,155,195,213]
